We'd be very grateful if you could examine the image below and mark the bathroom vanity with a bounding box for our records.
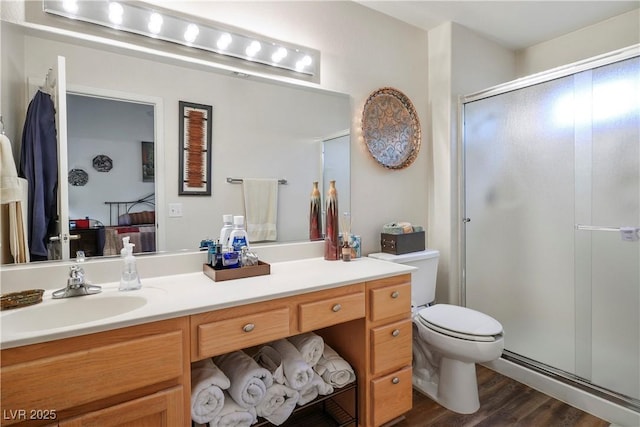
[0,256,414,427]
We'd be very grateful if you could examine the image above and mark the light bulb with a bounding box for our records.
[217,33,232,50]
[245,40,261,57]
[108,2,123,25]
[271,47,288,63]
[295,55,311,71]
[62,0,78,14]
[148,13,163,35]
[184,24,199,43]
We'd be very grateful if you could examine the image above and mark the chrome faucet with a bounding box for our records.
[52,251,102,299]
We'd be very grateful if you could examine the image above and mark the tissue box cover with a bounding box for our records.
[380,231,425,255]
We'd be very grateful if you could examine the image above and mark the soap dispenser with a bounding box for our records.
[119,236,141,291]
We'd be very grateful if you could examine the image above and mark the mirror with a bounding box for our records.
[1,21,351,265]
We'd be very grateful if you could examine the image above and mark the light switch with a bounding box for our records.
[168,203,183,217]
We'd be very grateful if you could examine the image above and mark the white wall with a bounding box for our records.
[516,8,640,77]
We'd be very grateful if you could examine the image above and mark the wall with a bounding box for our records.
[428,23,516,304]
[516,8,640,76]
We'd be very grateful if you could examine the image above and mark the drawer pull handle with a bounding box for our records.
[392,377,400,385]
[332,304,342,312]
[242,323,255,333]
[391,291,399,299]
[392,329,400,337]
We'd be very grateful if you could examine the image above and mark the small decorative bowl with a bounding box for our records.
[0,289,45,310]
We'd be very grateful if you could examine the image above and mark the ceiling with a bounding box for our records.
[356,1,640,50]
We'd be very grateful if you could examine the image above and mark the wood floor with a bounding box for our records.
[395,365,610,427]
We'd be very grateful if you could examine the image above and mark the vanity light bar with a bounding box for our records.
[43,0,319,76]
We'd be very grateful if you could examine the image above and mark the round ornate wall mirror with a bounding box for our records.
[361,87,421,169]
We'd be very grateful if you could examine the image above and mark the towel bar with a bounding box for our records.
[226,177,287,185]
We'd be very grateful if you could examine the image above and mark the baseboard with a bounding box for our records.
[484,358,640,426]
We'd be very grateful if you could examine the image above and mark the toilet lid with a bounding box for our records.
[417,304,503,339]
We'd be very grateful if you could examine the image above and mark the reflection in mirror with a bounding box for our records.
[67,94,157,258]
[1,22,351,266]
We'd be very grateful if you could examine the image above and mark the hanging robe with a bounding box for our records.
[19,90,58,260]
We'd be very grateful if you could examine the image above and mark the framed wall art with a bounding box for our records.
[141,141,154,182]
[361,87,421,170]
[178,101,213,195]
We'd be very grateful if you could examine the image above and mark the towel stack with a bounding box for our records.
[382,221,424,234]
[191,333,356,426]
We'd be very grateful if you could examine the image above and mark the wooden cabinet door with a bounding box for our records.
[59,386,183,427]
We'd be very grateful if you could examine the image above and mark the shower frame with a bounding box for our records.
[457,44,640,418]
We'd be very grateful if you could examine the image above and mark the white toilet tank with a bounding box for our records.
[369,249,440,306]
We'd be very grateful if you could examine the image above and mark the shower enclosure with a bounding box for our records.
[462,48,639,411]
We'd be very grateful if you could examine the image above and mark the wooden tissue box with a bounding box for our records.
[381,231,425,255]
[203,261,271,282]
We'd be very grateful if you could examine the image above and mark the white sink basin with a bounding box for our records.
[1,294,149,333]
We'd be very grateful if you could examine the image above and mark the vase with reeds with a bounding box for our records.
[324,180,339,260]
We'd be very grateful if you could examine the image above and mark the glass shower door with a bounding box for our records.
[463,54,640,404]
[574,56,640,399]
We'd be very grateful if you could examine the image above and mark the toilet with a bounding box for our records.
[369,249,504,414]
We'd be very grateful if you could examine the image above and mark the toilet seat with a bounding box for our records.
[416,304,503,342]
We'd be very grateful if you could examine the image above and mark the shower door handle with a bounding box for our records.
[576,224,639,241]
[463,218,471,223]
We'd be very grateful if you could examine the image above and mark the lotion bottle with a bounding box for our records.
[219,214,234,249]
[119,236,141,291]
[228,215,250,252]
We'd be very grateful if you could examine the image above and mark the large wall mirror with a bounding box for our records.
[1,20,351,265]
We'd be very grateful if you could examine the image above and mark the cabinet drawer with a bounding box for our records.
[197,307,290,358]
[369,282,411,322]
[370,319,412,375]
[371,366,413,426]
[1,330,183,423]
[298,291,365,332]
[59,386,183,427]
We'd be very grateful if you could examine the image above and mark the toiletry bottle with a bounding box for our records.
[219,214,234,249]
[119,236,141,291]
[228,215,250,252]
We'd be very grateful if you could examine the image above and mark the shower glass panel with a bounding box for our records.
[463,55,640,403]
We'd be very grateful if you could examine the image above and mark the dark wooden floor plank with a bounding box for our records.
[394,365,610,427]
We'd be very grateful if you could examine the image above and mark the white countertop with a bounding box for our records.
[1,257,414,349]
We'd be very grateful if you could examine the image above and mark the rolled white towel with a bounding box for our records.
[256,383,299,426]
[209,391,257,427]
[313,344,356,388]
[297,371,334,406]
[270,339,314,390]
[214,351,273,409]
[288,332,324,367]
[190,358,231,424]
[253,345,286,385]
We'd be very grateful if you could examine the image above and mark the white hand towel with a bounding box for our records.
[242,178,278,242]
[288,332,324,367]
[270,339,314,390]
[214,351,273,409]
[190,358,231,424]
[1,134,29,263]
[297,372,334,406]
[256,384,299,426]
[209,391,257,427]
[313,344,356,388]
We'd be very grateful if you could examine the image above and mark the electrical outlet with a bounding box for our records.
[168,203,183,217]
